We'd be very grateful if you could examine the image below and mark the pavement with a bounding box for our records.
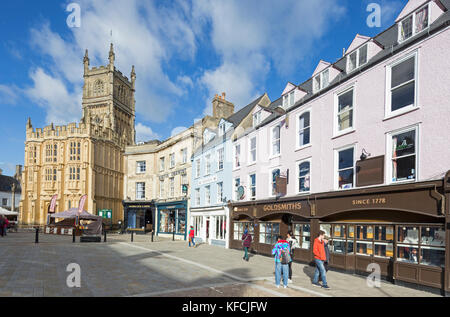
[0,231,442,297]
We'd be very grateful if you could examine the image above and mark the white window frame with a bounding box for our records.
[159,179,165,198]
[248,136,257,164]
[195,188,200,206]
[296,109,311,150]
[205,185,211,205]
[205,154,211,175]
[271,124,281,158]
[253,111,261,127]
[234,177,241,201]
[282,91,295,109]
[217,182,223,203]
[219,123,226,136]
[334,144,357,190]
[313,68,330,93]
[297,158,312,194]
[398,3,430,43]
[159,157,165,172]
[136,182,146,200]
[195,158,201,178]
[334,85,356,137]
[249,174,256,200]
[181,148,188,164]
[169,177,175,197]
[347,44,368,73]
[217,147,224,171]
[269,168,281,197]
[136,161,146,174]
[234,143,241,170]
[386,124,419,185]
[170,153,175,168]
[385,51,418,119]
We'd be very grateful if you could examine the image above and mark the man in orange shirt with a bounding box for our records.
[312,230,330,289]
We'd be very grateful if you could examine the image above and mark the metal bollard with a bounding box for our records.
[35,227,39,244]
[104,230,107,243]
[72,229,75,243]
[172,230,175,241]
[131,231,134,242]
[151,231,154,242]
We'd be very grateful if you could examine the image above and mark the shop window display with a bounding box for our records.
[259,222,280,245]
[293,223,311,249]
[233,222,254,241]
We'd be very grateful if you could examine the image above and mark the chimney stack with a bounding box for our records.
[212,92,234,119]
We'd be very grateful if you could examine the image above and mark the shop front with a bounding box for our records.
[122,200,155,233]
[229,175,450,294]
[190,205,229,248]
[156,200,187,240]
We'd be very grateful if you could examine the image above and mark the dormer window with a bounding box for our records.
[313,69,329,93]
[253,111,261,127]
[347,44,368,73]
[219,124,226,136]
[399,4,429,42]
[283,91,295,109]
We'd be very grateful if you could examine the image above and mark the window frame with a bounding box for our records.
[385,51,418,118]
[136,161,146,174]
[217,182,224,204]
[386,124,419,185]
[217,147,224,171]
[205,185,211,205]
[334,144,356,190]
[334,85,356,137]
[269,168,281,197]
[346,44,368,73]
[271,124,281,158]
[136,182,146,200]
[297,158,311,194]
[296,108,311,150]
[398,3,430,43]
[195,158,201,178]
[249,174,256,200]
[234,143,241,170]
[205,154,211,176]
[248,136,257,164]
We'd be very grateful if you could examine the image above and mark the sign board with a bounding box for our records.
[237,186,245,200]
[78,195,87,215]
[49,194,58,213]
[275,176,287,197]
[98,209,112,219]
[356,155,384,187]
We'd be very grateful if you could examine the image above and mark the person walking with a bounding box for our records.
[3,217,9,236]
[312,230,330,289]
[188,226,196,247]
[286,231,299,282]
[0,216,4,237]
[272,235,291,288]
[242,226,252,261]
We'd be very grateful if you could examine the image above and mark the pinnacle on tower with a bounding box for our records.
[27,117,32,129]
[109,43,115,68]
[83,49,89,75]
[131,65,136,88]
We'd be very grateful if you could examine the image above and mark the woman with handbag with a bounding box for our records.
[242,226,252,261]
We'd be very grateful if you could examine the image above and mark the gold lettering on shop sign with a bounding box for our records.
[234,207,250,212]
[263,202,302,212]
[352,197,387,206]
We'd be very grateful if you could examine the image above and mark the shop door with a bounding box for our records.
[127,211,136,229]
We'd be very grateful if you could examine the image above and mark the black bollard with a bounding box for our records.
[131,231,134,242]
[35,227,39,244]
[104,230,107,243]
[72,228,75,243]
[172,230,175,241]
[151,230,154,242]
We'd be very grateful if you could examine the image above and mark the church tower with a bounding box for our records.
[81,44,136,147]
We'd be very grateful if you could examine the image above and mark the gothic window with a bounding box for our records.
[94,80,104,96]
[70,142,81,161]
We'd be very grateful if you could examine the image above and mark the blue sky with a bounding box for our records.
[0,0,406,176]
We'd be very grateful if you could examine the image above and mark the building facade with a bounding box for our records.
[123,94,230,239]
[229,0,450,293]
[190,93,271,248]
[20,44,136,226]
[0,166,22,211]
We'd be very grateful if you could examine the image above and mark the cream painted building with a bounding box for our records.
[20,45,136,226]
[123,94,234,240]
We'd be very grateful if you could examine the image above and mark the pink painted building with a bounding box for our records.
[230,0,450,294]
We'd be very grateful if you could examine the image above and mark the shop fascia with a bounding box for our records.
[159,168,187,180]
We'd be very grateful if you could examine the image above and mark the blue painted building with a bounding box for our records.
[190,94,270,248]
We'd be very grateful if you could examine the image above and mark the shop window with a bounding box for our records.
[293,223,311,249]
[259,222,280,245]
[159,209,185,234]
[356,225,374,256]
[374,225,394,258]
[327,224,355,255]
[389,128,417,183]
[193,216,203,237]
[214,216,227,240]
[233,222,254,241]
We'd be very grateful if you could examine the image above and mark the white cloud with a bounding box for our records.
[171,126,188,137]
[25,68,81,124]
[192,0,346,113]
[380,0,404,26]
[135,123,161,142]
[0,85,20,105]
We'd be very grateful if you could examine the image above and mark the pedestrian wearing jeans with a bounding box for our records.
[272,235,291,288]
[188,226,195,247]
[286,231,299,281]
[242,227,252,261]
[0,216,4,237]
[312,230,330,289]
[3,217,8,236]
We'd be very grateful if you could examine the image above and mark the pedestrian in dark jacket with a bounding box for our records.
[242,227,252,262]
[324,237,330,272]
[286,231,299,281]
[3,217,9,236]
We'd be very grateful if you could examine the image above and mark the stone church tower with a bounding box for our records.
[19,45,136,226]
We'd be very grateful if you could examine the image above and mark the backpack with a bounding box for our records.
[280,248,291,264]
